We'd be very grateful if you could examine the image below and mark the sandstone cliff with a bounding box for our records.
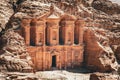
[84,27,118,72]
[0,0,14,32]
[0,0,120,74]
[0,29,33,72]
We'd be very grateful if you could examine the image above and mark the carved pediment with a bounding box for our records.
[46,47,60,54]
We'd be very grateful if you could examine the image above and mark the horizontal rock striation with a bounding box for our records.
[0,0,14,32]
[0,29,33,72]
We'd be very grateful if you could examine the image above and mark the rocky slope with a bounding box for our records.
[0,29,33,72]
[90,0,120,67]
[92,0,120,15]
[0,0,14,32]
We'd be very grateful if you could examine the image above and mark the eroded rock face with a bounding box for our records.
[90,73,119,80]
[0,29,33,72]
[0,72,38,80]
[84,27,118,72]
[115,46,120,63]
[0,0,14,32]
[92,0,120,15]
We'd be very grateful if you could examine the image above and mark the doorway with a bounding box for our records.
[52,55,56,67]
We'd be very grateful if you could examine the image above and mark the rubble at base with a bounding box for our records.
[90,73,120,80]
[0,72,38,80]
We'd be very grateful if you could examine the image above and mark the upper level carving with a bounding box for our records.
[20,5,85,46]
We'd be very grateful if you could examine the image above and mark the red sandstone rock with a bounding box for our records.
[115,46,120,63]
[84,27,118,72]
[92,0,120,15]
[0,0,14,31]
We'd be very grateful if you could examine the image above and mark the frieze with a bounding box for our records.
[52,27,59,29]
[46,22,58,26]
[46,47,51,52]
[61,47,66,51]
[60,23,75,26]
[37,48,42,52]
[22,23,30,27]
[31,23,45,27]
[46,47,60,54]
[65,23,75,26]
[36,23,45,26]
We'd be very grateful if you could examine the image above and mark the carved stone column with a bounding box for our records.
[60,14,76,45]
[75,19,85,44]
[21,18,31,46]
[46,15,60,46]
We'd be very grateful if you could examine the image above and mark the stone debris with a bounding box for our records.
[0,72,38,80]
[90,72,120,80]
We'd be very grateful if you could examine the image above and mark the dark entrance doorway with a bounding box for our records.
[52,55,56,67]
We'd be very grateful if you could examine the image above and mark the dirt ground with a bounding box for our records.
[5,68,91,80]
[36,70,90,80]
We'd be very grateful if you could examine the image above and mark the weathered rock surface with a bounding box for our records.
[115,46,120,63]
[0,29,33,72]
[84,27,118,72]
[92,0,120,15]
[90,73,120,80]
[0,72,38,80]
[0,0,14,32]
